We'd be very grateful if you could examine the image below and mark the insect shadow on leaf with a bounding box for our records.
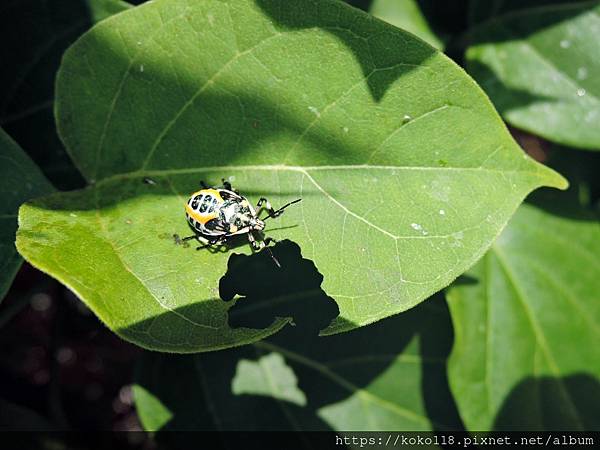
[220,239,339,337]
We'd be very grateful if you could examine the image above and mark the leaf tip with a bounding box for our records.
[527,157,569,191]
[544,166,569,191]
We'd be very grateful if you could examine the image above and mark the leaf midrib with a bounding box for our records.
[84,163,552,245]
[492,244,585,430]
[95,163,551,185]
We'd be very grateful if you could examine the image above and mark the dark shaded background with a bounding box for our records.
[1,0,600,446]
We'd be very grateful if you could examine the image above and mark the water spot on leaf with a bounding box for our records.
[450,231,464,248]
[411,223,428,235]
[430,179,451,202]
[308,106,320,117]
[585,110,598,123]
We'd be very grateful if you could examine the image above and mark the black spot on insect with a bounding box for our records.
[176,179,301,263]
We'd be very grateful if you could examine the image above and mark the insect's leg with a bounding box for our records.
[263,237,277,246]
[247,232,264,251]
[249,233,281,267]
[173,234,198,245]
[200,180,210,189]
[196,234,228,250]
[196,236,216,250]
[221,178,233,191]
[256,197,278,218]
[196,234,212,246]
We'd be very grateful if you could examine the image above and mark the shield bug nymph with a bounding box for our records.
[174,178,301,266]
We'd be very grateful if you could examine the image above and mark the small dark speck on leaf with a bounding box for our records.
[172,234,192,248]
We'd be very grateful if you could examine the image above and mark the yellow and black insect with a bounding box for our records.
[174,178,301,266]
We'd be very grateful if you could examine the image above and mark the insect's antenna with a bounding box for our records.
[265,246,281,268]
[263,199,302,221]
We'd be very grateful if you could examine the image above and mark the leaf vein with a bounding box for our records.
[139,31,283,170]
[493,245,585,430]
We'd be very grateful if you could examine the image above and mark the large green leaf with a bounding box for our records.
[134,297,463,432]
[447,202,600,430]
[466,2,600,150]
[17,0,565,352]
[369,0,445,49]
[0,129,53,302]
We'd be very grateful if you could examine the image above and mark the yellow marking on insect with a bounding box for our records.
[196,188,223,202]
[229,224,238,233]
[185,203,217,225]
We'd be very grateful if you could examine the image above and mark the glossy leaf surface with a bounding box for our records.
[467,2,600,149]
[17,0,564,351]
[448,203,600,430]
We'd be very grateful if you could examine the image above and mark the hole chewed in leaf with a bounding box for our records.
[220,240,339,336]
